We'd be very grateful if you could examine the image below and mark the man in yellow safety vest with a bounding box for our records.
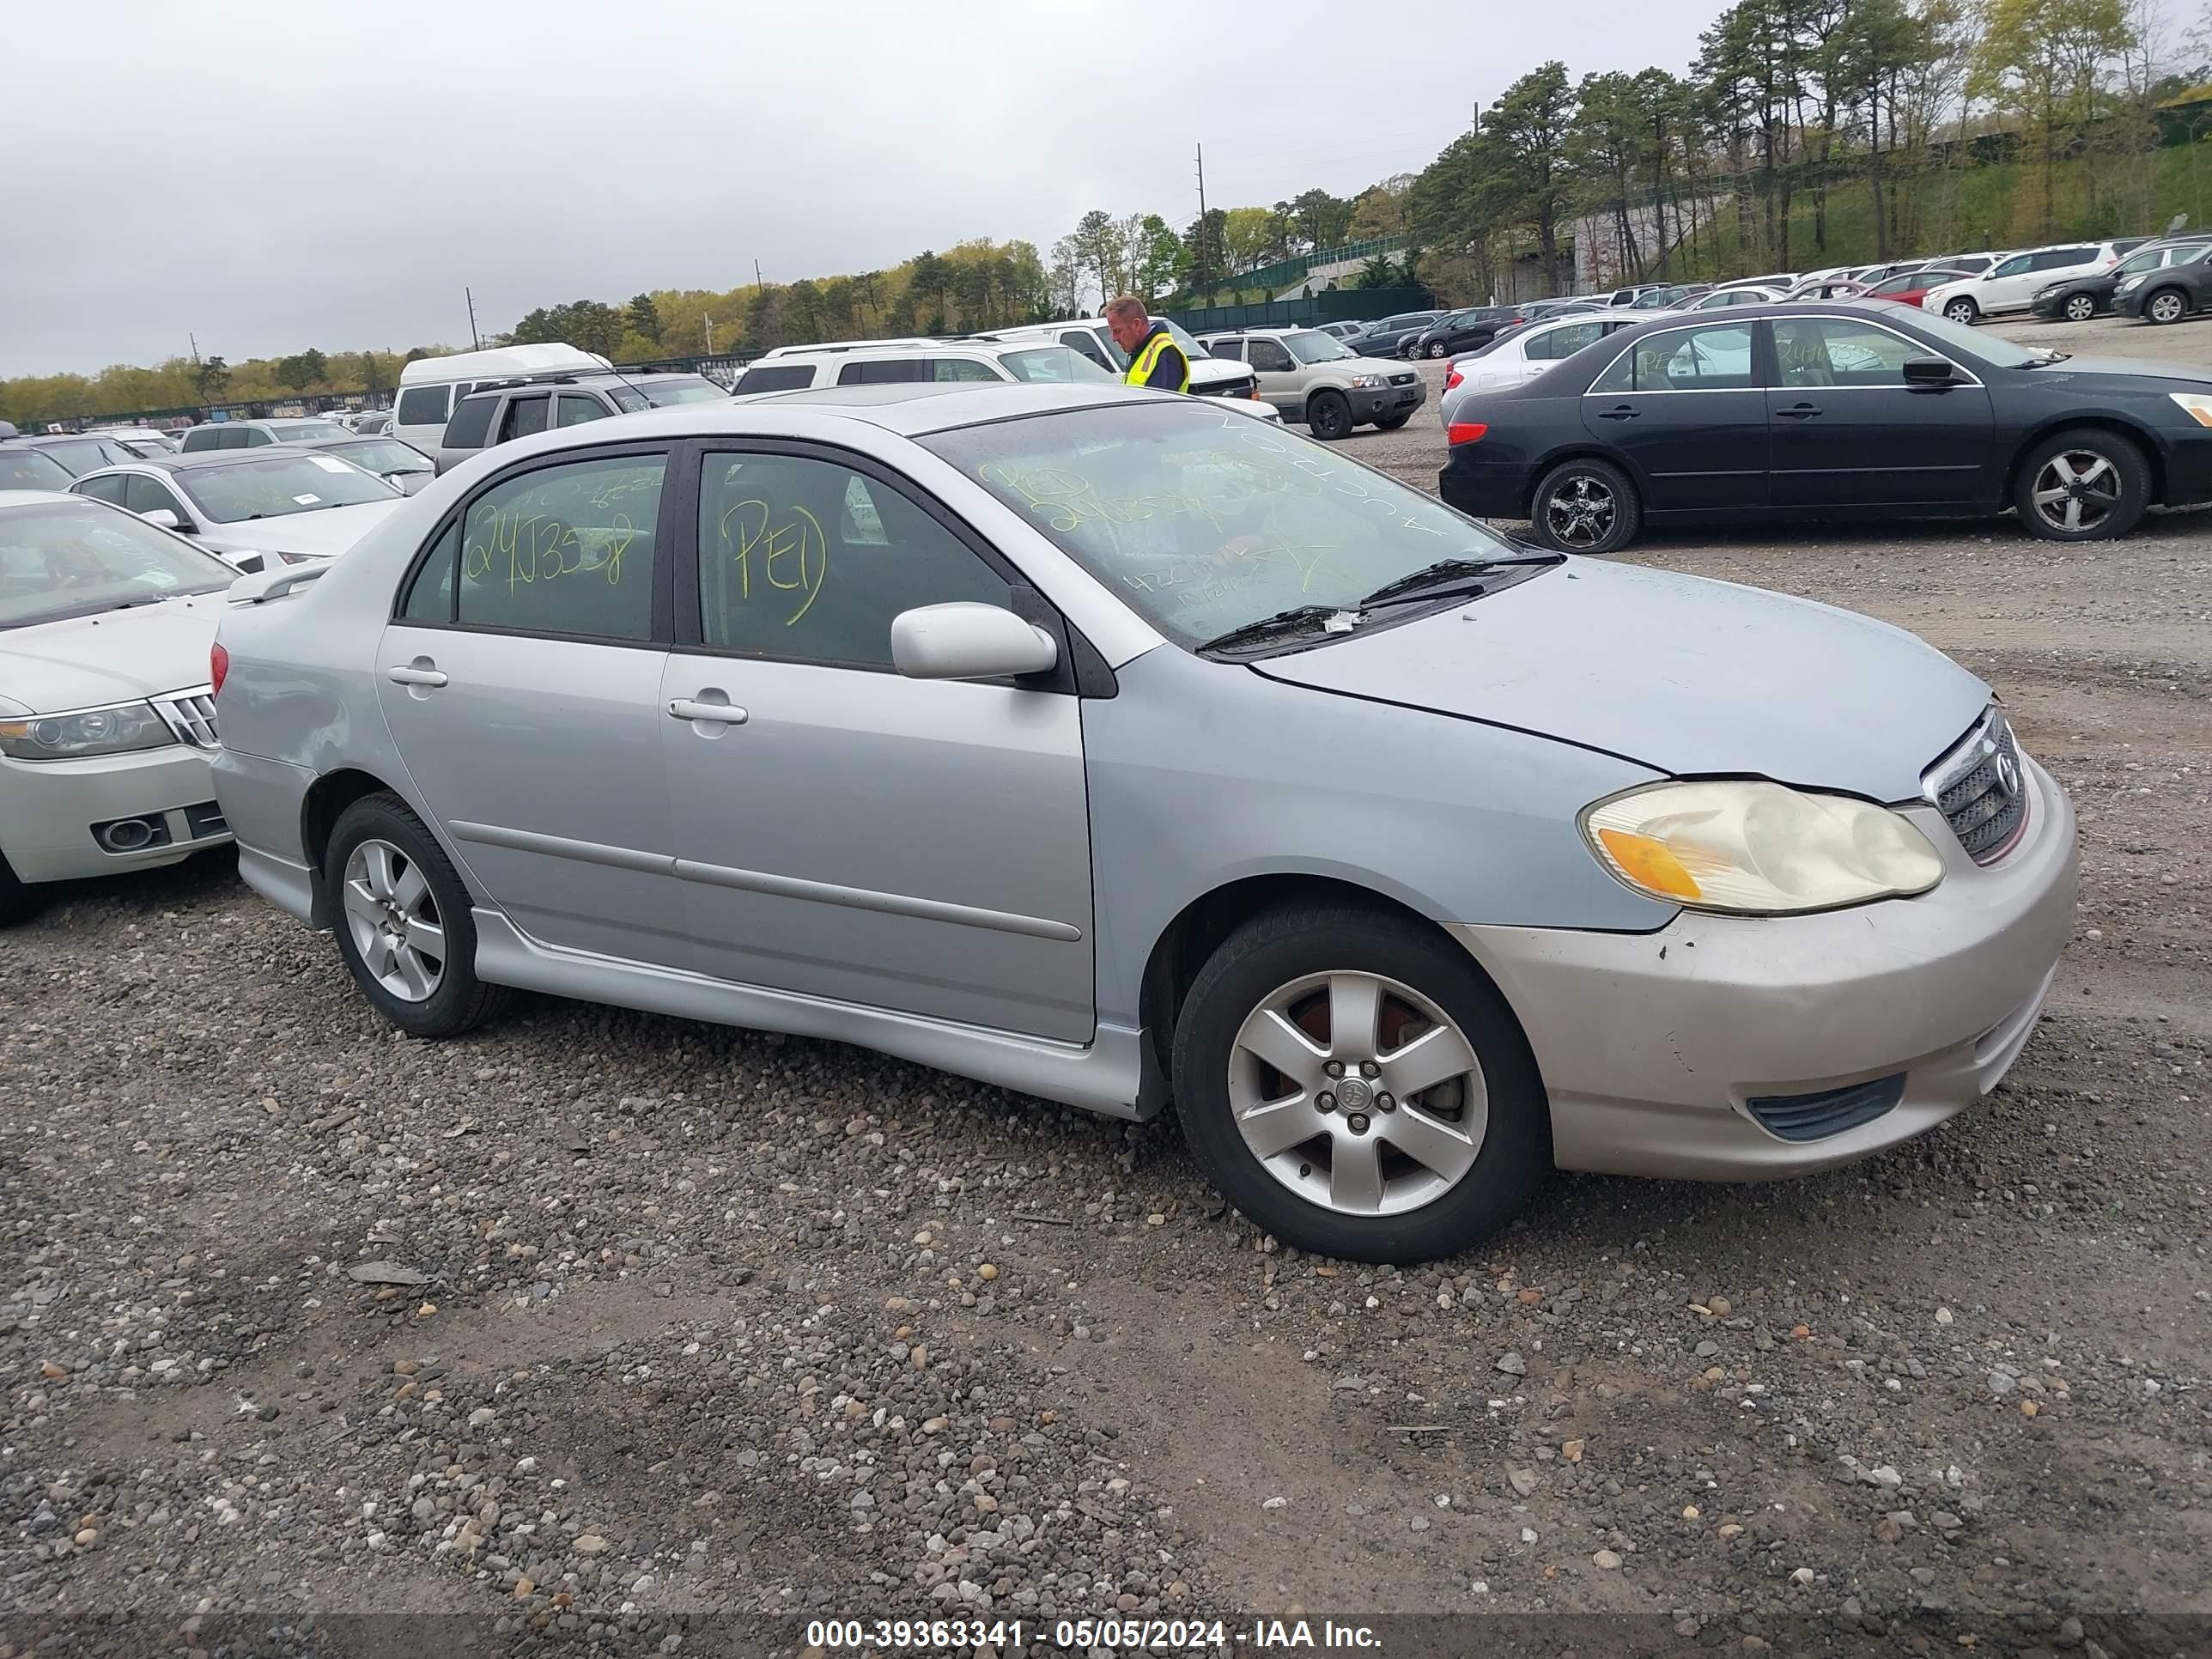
[1103,295,1191,392]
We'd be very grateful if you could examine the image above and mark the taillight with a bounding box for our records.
[1445,368,1464,392]
[210,642,229,697]
[1447,422,1489,445]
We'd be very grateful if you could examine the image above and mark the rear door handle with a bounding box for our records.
[1777,404,1824,419]
[386,665,447,687]
[668,698,748,725]
[1596,405,1640,420]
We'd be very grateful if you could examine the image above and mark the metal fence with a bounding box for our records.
[1226,235,1412,297]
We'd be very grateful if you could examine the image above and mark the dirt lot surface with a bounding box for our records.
[4,309,2209,1659]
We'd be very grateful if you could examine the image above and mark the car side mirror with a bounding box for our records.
[1902,357,1957,387]
[140,507,187,531]
[890,603,1059,682]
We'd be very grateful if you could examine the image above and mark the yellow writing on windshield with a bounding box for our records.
[718,498,826,627]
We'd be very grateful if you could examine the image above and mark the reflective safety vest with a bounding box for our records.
[1125,327,1192,392]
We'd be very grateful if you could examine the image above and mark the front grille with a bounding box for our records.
[1746,1073,1906,1142]
[1923,707,2027,864]
[1196,374,1257,399]
[155,689,219,750]
[1388,371,1417,386]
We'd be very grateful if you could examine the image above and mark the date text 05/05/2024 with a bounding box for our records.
[802,1617,1382,1650]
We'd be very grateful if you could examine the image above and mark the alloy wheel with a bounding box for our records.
[2029,450,2121,534]
[1227,970,1489,1217]
[342,837,446,1003]
[2149,290,2186,324]
[1945,301,1978,325]
[1542,472,1617,549]
[2064,295,2095,322]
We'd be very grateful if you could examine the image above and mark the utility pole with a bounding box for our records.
[1195,143,1209,294]
[703,315,715,355]
[465,287,482,350]
[754,258,764,292]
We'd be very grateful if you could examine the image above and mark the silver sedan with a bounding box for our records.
[210,384,2075,1262]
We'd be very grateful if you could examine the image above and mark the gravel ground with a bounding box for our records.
[4,307,2209,1658]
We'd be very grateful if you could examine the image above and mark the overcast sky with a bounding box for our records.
[2,0,1712,378]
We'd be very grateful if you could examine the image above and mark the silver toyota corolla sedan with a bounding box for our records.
[210,382,2076,1263]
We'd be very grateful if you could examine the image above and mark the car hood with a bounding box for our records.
[1250,559,1989,801]
[2018,354,2212,386]
[199,499,402,558]
[0,592,227,712]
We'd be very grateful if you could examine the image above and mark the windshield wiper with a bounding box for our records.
[1358,553,1565,609]
[2023,349,2072,367]
[1196,605,1361,659]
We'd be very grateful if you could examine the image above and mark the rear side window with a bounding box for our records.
[733,363,816,394]
[76,473,130,505]
[443,395,498,451]
[456,453,667,641]
[556,392,611,427]
[932,358,1002,382]
[497,396,550,442]
[1060,330,1115,368]
[1209,340,1245,362]
[836,359,927,386]
[179,428,220,452]
[395,386,450,427]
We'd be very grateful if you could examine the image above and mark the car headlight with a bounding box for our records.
[1350,373,1388,389]
[2116,274,2145,293]
[1580,781,1944,915]
[2168,392,2212,427]
[0,702,179,761]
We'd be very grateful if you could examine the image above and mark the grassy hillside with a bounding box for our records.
[1648,143,2207,277]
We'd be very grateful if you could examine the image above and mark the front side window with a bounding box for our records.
[0,501,235,630]
[395,386,450,427]
[696,452,1009,668]
[1060,329,1120,368]
[1528,321,1604,362]
[927,401,1529,653]
[444,395,498,450]
[1990,255,2032,277]
[177,456,399,524]
[74,473,130,506]
[556,393,611,428]
[1247,339,1295,373]
[455,453,666,640]
[243,428,275,447]
[1773,319,1928,387]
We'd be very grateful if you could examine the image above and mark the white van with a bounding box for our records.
[390,343,611,452]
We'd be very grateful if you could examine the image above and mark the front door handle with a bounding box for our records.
[1595,405,1640,420]
[386,664,447,687]
[668,697,748,725]
[1777,403,1824,419]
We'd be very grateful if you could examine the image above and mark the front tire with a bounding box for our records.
[0,850,43,927]
[2014,427,2150,541]
[1170,903,1549,1264]
[1943,296,1980,325]
[2143,287,2189,325]
[1528,455,1643,554]
[1307,391,1353,441]
[325,793,511,1037]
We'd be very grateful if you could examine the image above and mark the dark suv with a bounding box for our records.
[1346,312,1445,358]
[2041,236,2212,322]
[434,373,726,474]
[1407,307,1525,360]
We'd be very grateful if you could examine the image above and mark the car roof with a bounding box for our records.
[76,448,314,476]
[0,489,85,510]
[519,380,1171,444]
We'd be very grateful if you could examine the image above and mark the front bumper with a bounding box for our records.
[1350,380,1425,424]
[1452,757,2078,1181]
[0,745,228,884]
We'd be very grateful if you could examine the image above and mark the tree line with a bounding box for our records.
[8,0,2209,425]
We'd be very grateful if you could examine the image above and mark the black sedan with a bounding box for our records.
[1438,300,2212,554]
[2033,236,2212,322]
[1346,311,1445,358]
[1408,306,1525,359]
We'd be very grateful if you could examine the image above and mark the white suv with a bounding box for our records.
[732,339,1280,419]
[1922,241,2137,324]
[977,319,1262,401]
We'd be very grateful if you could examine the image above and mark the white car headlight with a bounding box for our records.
[1581,781,1944,915]
[0,702,179,761]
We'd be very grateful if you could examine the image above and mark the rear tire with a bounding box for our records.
[1170,902,1550,1264]
[0,850,43,927]
[1425,341,1449,358]
[2143,287,2189,325]
[2013,427,2150,542]
[1528,456,1643,554]
[1307,391,1354,441]
[325,793,512,1038]
[1943,296,1980,325]
[2063,293,2097,323]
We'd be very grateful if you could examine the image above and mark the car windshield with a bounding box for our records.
[1880,307,2045,368]
[1000,346,1118,384]
[335,439,432,474]
[271,421,346,441]
[641,376,727,406]
[923,400,1531,653]
[0,448,75,490]
[0,501,234,629]
[1161,319,1211,359]
[177,455,399,522]
[1285,330,1356,364]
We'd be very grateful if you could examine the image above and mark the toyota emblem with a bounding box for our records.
[1993,747,2021,798]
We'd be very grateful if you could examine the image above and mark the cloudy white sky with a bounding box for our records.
[2,0,1713,377]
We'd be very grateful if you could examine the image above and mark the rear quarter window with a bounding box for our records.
[733,363,817,394]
